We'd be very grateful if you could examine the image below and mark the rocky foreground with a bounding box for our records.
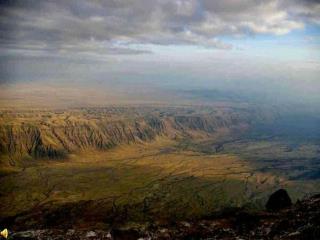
[6,191,320,240]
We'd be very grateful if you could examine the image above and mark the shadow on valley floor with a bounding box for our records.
[0,153,294,231]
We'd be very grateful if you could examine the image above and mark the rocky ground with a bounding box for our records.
[5,190,320,240]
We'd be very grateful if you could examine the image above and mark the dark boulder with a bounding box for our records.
[111,228,140,240]
[266,189,292,211]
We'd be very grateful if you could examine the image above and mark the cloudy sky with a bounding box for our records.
[0,0,319,105]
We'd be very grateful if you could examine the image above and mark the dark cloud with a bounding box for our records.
[0,0,319,57]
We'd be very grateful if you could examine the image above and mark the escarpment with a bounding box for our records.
[0,120,163,161]
[0,106,268,162]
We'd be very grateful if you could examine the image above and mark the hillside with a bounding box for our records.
[3,192,320,239]
[0,105,269,166]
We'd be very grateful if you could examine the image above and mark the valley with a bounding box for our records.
[0,105,319,230]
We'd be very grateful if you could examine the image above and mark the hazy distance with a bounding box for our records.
[0,0,319,108]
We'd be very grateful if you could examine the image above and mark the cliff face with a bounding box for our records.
[0,118,163,159]
[0,106,266,162]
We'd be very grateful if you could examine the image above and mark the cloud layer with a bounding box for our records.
[0,0,319,55]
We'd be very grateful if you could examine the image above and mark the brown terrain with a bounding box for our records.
[0,104,319,239]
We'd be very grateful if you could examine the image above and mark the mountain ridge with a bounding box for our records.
[0,106,271,165]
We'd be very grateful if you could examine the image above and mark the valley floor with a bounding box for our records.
[0,106,319,232]
[1,137,319,231]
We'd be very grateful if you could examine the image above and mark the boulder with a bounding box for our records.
[10,230,37,240]
[266,189,292,211]
[85,231,97,238]
[111,228,140,240]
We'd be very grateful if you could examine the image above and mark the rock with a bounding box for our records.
[181,221,191,228]
[66,229,75,236]
[288,231,301,237]
[11,231,37,240]
[106,232,112,239]
[4,193,320,239]
[111,228,140,240]
[266,189,292,211]
[85,231,97,238]
[264,227,272,235]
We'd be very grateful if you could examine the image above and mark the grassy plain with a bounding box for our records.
[2,136,319,229]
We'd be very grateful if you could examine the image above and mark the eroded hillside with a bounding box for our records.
[0,105,273,165]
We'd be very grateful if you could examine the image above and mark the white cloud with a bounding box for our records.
[0,0,318,56]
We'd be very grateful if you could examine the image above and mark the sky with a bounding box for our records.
[0,0,320,106]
